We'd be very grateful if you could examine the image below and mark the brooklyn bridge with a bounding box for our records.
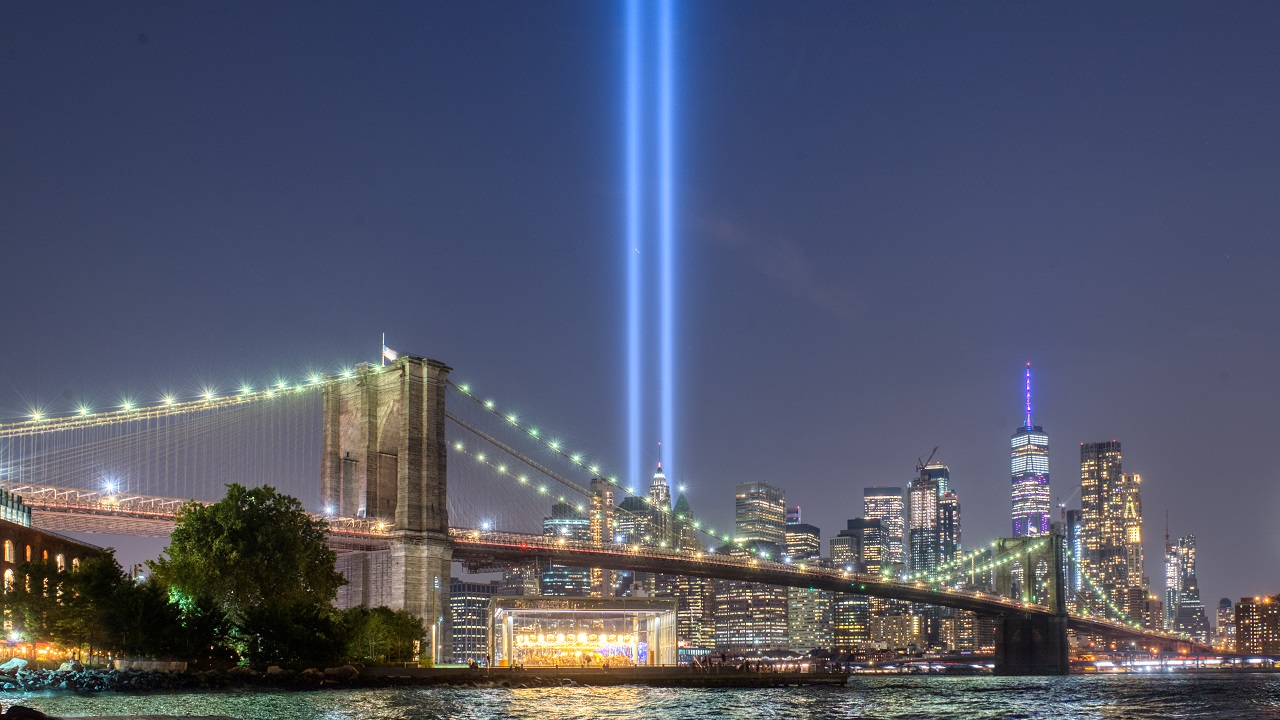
[0,354,1208,674]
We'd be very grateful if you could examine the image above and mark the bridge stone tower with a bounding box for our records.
[991,535,1069,675]
[322,356,452,663]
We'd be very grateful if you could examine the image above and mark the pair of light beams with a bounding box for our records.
[626,0,676,491]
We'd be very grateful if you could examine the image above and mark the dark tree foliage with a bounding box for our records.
[149,484,348,664]
[336,606,426,665]
[150,484,345,623]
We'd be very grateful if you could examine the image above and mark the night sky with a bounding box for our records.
[3,2,1279,606]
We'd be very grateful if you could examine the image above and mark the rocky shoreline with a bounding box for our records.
[0,664,851,694]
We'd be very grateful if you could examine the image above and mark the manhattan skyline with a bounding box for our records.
[2,1,1279,611]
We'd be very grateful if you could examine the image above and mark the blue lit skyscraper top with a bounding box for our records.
[1011,363,1051,537]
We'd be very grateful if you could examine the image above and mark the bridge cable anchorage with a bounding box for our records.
[446,380,744,549]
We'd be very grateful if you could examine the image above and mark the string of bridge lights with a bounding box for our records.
[903,542,1002,583]
[1,364,381,428]
[1065,548,1144,629]
[450,380,746,550]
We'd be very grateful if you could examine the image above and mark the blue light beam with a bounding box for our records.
[659,0,676,486]
[626,0,643,492]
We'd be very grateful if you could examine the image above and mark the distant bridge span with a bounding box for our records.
[448,529,1210,652]
[19,485,1208,653]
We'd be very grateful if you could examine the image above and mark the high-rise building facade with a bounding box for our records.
[1216,598,1236,651]
[648,462,673,544]
[1065,509,1084,606]
[831,518,886,648]
[1117,472,1149,623]
[1011,363,1051,537]
[1165,530,1181,630]
[864,487,905,566]
[1237,596,1280,655]
[1080,441,1126,614]
[449,578,499,664]
[1169,534,1210,642]
[908,464,951,576]
[735,482,786,546]
[939,490,961,564]
[541,502,591,596]
[714,542,789,653]
[784,508,822,562]
[785,508,830,652]
[716,484,789,653]
[588,477,616,597]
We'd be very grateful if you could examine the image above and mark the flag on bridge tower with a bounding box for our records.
[381,333,399,365]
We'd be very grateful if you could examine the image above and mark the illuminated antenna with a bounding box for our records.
[1024,361,1033,428]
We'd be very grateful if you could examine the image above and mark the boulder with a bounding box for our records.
[0,659,27,673]
[323,664,359,682]
[266,665,286,675]
[298,667,325,686]
[0,706,48,719]
[57,660,84,672]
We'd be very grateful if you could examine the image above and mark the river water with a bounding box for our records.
[10,674,1280,720]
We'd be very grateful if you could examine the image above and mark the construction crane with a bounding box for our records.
[915,446,939,473]
[1056,483,1083,522]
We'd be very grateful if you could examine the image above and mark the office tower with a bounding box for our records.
[540,502,591,596]
[616,495,652,544]
[672,491,696,550]
[588,477,615,597]
[1080,441,1125,614]
[1164,526,1180,631]
[939,490,961,564]
[1065,509,1084,606]
[1011,363,1051,537]
[908,463,950,576]
[1117,472,1149,623]
[499,564,540,597]
[831,518,886,648]
[864,487,905,565]
[713,542,789,653]
[649,461,673,544]
[784,507,822,562]
[1216,598,1236,651]
[1170,534,1211,642]
[787,573,832,653]
[1237,596,1280,655]
[784,507,830,652]
[735,481,786,546]
[673,573,715,651]
[449,578,499,664]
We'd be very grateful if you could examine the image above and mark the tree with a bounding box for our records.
[337,606,425,665]
[149,484,346,664]
[4,560,66,645]
[54,550,126,659]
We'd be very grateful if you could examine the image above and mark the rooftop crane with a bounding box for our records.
[915,446,939,473]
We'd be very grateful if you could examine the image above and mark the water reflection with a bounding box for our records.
[11,674,1280,720]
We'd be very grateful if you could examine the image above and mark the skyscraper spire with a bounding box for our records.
[1012,362,1050,536]
[1025,361,1033,428]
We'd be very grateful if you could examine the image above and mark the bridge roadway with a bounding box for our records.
[16,491,1206,651]
[449,529,1209,651]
